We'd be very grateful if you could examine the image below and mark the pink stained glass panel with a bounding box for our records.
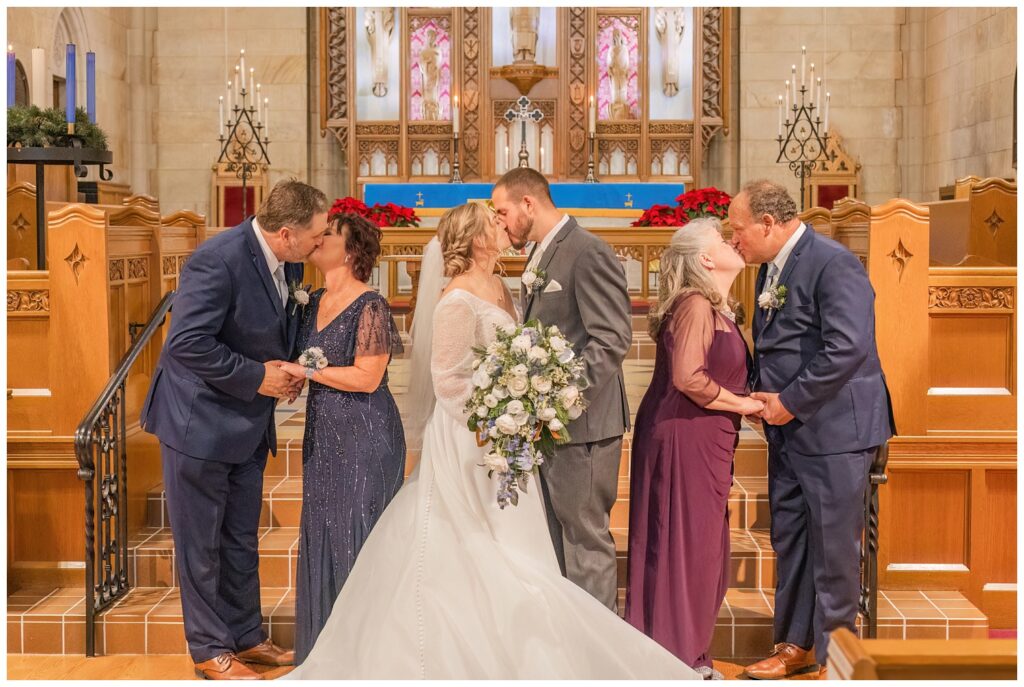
[409,18,452,122]
[596,16,640,120]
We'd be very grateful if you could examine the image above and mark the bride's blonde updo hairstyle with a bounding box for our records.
[437,202,495,278]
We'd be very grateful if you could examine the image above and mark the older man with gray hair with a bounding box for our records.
[728,180,894,680]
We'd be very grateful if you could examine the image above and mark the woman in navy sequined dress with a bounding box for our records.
[278,213,405,665]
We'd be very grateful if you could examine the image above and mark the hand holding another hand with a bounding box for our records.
[750,391,795,426]
[259,361,306,401]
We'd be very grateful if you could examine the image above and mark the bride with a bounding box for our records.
[286,203,699,679]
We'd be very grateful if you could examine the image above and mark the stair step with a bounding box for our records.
[7,586,989,657]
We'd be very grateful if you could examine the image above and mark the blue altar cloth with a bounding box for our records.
[363,182,683,209]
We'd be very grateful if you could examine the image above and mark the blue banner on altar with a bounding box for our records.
[363,182,683,210]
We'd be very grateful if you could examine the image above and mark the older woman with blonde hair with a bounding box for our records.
[625,217,764,678]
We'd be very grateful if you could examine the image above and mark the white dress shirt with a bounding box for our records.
[765,223,806,290]
[527,214,571,270]
[252,218,288,307]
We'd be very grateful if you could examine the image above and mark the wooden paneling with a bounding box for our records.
[883,469,969,567]
[966,178,1016,266]
[929,315,1012,389]
[979,470,1016,584]
[7,182,39,269]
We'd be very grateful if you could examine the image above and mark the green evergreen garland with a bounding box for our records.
[7,105,109,151]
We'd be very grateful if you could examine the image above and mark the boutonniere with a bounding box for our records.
[288,281,312,316]
[521,267,546,293]
[757,284,788,312]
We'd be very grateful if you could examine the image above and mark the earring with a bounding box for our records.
[345,255,350,263]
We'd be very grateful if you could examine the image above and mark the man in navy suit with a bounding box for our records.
[728,180,893,680]
[141,180,328,679]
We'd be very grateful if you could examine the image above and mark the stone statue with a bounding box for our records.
[607,27,632,120]
[419,29,441,120]
[510,8,540,64]
[365,8,395,98]
[654,8,686,97]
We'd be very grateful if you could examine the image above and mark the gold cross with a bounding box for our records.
[415,191,425,207]
[624,193,634,208]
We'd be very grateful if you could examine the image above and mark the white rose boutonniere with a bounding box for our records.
[758,284,788,312]
[521,267,546,293]
[288,281,312,316]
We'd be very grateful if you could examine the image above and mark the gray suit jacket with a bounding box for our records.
[522,217,632,444]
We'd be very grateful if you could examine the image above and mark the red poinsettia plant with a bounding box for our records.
[632,187,732,227]
[329,197,421,228]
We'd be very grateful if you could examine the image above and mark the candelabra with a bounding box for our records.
[217,49,271,218]
[450,132,463,183]
[776,47,830,210]
[584,132,598,183]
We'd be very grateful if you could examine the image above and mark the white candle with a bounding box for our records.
[227,80,233,113]
[219,95,224,132]
[263,98,270,138]
[249,68,255,104]
[791,65,797,104]
[256,83,262,122]
[452,94,459,134]
[784,81,790,117]
[777,95,783,137]
[801,46,806,87]
[824,92,830,133]
[505,145,510,170]
[816,77,822,113]
[809,63,815,102]
[31,47,47,108]
[588,95,596,134]
[239,49,245,84]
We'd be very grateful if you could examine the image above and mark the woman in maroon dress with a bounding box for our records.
[625,217,764,679]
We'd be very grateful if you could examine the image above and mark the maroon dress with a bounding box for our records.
[625,292,751,669]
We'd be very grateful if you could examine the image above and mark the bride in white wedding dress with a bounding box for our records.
[286,203,699,680]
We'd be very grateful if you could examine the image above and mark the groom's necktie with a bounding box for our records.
[765,262,780,292]
[273,264,288,309]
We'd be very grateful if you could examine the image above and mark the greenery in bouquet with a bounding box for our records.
[7,105,109,151]
[464,321,589,509]
[329,196,420,227]
[632,186,731,227]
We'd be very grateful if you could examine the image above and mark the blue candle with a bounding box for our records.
[65,43,76,124]
[86,51,95,122]
[7,45,14,107]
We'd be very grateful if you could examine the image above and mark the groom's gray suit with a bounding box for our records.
[522,216,632,610]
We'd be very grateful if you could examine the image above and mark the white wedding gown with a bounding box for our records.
[286,289,699,679]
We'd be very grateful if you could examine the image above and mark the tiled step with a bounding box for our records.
[8,586,988,657]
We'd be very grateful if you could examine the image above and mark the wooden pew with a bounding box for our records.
[827,628,1016,680]
[7,182,39,269]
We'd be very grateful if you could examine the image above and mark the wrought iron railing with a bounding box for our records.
[859,443,890,639]
[74,291,175,656]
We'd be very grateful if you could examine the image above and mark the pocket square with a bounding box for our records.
[543,280,562,293]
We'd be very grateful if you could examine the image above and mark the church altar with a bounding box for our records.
[364,182,684,209]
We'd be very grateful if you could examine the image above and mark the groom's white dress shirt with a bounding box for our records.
[252,218,288,307]
[526,213,571,271]
[765,222,806,291]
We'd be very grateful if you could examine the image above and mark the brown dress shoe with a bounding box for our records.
[819,664,829,680]
[743,643,816,679]
[194,653,262,680]
[236,638,295,667]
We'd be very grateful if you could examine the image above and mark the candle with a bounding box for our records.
[777,95,783,137]
[452,94,459,134]
[816,77,822,113]
[249,67,255,105]
[256,83,262,122]
[588,95,596,133]
[784,81,790,116]
[86,51,96,122]
[790,65,797,104]
[505,145,510,170]
[824,92,830,134]
[31,48,46,108]
[219,95,224,132]
[7,46,15,108]
[801,46,806,87]
[65,43,76,124]
[263,98,269,139]
[239,49,245,84]
[809,63,815,103]
[234,64,241,103]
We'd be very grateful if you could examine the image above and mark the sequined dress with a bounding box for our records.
[293,289,406,664]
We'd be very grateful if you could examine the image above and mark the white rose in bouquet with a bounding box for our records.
[511,334,532,354]
[510,364,529,377]
[505,400,525,416]
[548,418,565,433]
[538,407,557,422]
[527,346,550,364]
[483,394,498,408]
[531,376,553,394]
[483,451,509,473]
[493,385,509,400]
[476,405,488,417]
[567,405,583,420]
[549,336,568,353]
[488,426,500,439]
[558,385,581,407]
[557,348,575,364]
[507,376,530,398]
[472,367,492,388]
[501,323,518,336]
[495,414,519,435]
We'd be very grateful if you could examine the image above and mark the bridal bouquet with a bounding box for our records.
[464,321,589,509]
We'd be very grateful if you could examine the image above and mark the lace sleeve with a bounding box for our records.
[355,294,404,358]
[669,293,722,407]
[430,294,478,421]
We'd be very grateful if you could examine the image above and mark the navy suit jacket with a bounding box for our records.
[140,218,305,462]
[752,226,894,456]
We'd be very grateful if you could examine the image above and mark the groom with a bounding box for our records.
[141,180,328,679]
[728,180,894,679]
[492,168,632,611]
